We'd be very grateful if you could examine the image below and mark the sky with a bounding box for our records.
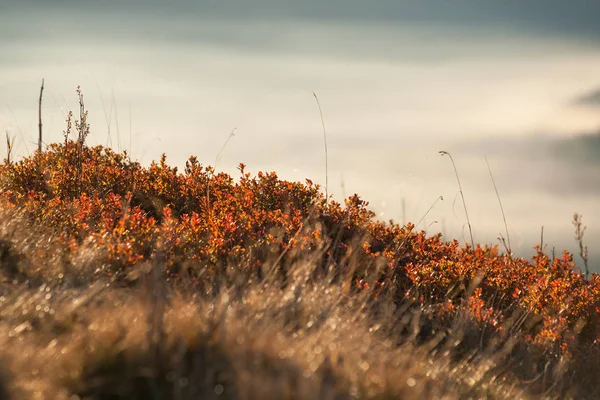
[1,1,599,270]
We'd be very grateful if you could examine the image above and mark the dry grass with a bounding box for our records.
[0,208,585,400]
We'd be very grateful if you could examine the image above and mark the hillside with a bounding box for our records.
[0,118,599,399]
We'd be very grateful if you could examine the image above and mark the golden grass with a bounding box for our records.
[0,208,573,399]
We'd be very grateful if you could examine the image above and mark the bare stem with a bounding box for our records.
[38,79,44,153]
[485,156,511,255]
[572,213,589,279]
[439,151,474,248]
[76,86,90,196]
[214,128,237,169]
[416,196,444,230]
[312,92,329,204]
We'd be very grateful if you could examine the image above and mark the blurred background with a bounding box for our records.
[1,1,599,270]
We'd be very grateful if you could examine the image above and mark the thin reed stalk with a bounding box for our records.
[312,92,329,204]
[485,156,511,255]
[439,151,474,248]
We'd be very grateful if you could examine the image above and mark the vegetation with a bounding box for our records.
[0,101,599,399]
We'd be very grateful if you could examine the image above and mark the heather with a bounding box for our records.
[0,113,599,398]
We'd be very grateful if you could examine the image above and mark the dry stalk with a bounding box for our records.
[485,156,512,255]
[439,151,474,249]
[5,130,15,164]
[38,78,44,153]
[572,213,589,279]
[313,92,329,205]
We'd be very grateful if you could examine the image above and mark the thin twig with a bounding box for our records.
[38,79,44,153]
[214,128,237,169]
[312,92,329,204]
[572,213,589,279]
[76,86,90,196]
[439,151,474,248]
[485,156,511,255]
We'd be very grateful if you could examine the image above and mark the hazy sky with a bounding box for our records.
[1,1,599,270]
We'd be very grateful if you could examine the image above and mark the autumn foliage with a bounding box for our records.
[1,136,600,395]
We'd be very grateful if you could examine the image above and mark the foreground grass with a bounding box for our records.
[0,226,530,400]
[0,198,597,399]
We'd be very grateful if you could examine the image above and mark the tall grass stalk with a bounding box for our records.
[416,195,444,229]
[485,156,512,255]
[312,92,329,205]
[439,151,474,249]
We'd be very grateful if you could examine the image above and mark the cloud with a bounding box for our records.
[550,132,600,166]
[451,132,600,198]
[573,88,600,107]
